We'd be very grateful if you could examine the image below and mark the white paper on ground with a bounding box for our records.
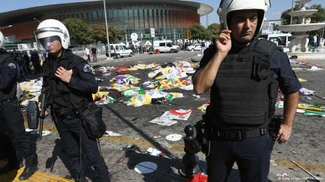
[104,131,121,137]
[146,147,162,156]
[149,117,177,126]
[166,134,182,141]
[161,109,193,121]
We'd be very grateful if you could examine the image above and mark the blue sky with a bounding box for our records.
[1,0,324,26]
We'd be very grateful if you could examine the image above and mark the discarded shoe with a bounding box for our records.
[18,164,38,181]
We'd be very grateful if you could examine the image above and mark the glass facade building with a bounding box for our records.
[0,0,213,43]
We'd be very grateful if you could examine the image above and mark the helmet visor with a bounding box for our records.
[37,36,61,51]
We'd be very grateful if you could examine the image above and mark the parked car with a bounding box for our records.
[186,44,202,51]
[259,33,292,47]
[153,40,180,53]
[106,44,133,58]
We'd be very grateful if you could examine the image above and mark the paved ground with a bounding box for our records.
[1,51,325,182]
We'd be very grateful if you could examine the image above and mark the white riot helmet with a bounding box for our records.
[217,0,271,34]
[34,19,70,51]
[0,31,4,49]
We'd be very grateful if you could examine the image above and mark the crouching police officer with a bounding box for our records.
[0,31,38,180]
[192,0,301,181]
[34,19,110,182]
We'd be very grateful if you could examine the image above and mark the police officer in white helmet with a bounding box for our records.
[192,0,301,181]
[34,19,110,182]
[0,31,38,180]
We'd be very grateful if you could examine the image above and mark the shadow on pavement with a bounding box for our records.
[103,104,179,160]
[125,150,187,182]
[45,139,70,177]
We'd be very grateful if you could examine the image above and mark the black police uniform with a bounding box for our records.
[42,50,109,182]
[0,120,22,173]
[0,48,38,178]
[196,37,302,182]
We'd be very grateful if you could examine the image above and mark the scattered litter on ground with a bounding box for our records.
[26,129,51,137]
[276,172,290,179]
[270,160,278,166]
[153,135,161,139]
[186,173,208,182]
[149,117,178,126]
[103,131,121,137]
[300,88,315,95]
[149,109,193,126]
[192,94,200,99]
[162,109,193,120]
[166,134,183,141]
[146,147,162,157]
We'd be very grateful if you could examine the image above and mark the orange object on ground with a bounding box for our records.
[186,173,208,182]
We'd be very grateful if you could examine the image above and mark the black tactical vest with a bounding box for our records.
[210,40,278,125]
[0,50,17,101]
[43,52,90,109]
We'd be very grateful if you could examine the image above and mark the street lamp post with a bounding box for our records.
[163,4,166,39]
[103,0,111,59]
[290,0,294,25]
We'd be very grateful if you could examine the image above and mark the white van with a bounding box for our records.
[153,40,179,53]
[106,44,133,58]
[260,33,292,47]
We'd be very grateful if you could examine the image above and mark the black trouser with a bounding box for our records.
[0,99,37,167]
[55,114,109,181]
[206,134,272,182]
[0,127,20,164]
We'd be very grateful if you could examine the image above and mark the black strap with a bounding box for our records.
[212,126,269,141]
[254,39,278,57]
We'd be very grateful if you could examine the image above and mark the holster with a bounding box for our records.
[269,115,283,146]
[194,106,211,154]
[27,101,39,129]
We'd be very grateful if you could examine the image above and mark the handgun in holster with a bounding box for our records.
[269,115,283,146]
[194,106,211,154]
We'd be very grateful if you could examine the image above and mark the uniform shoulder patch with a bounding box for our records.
[8,63,17,69]
[83,64,92,72]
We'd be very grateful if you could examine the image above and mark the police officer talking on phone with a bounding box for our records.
[192,0,301,181]
[34,19,110,182]
[0,31,38,180]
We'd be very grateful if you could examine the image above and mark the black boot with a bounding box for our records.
[18,164,38,181]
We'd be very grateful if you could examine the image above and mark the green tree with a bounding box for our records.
[309,4,325,23]
[90,24,124,44]
[91,24,106,44]
[62,18,90,45]
[189,23,212,40]
[207,23,221,40]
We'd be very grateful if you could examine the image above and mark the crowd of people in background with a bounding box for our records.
[8,49,43,80]
[309,33,325,48]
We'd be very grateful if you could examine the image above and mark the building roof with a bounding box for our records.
[0,0,213,27]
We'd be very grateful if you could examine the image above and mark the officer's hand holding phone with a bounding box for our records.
[215,24,232,56]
